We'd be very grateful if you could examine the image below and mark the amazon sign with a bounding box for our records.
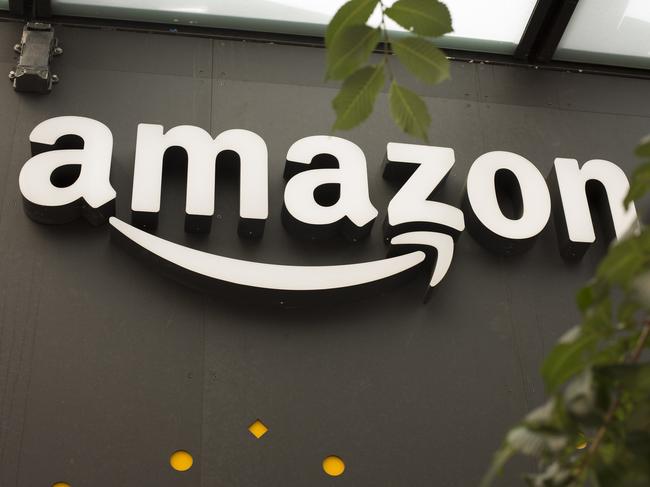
[18,116,638,305]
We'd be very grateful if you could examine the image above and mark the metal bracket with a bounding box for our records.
[9,22,62,93]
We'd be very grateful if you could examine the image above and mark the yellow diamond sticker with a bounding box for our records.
[248,419,268,439]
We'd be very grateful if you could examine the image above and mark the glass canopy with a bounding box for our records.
[555,0,650,69]
[48,0,537,54]
[2,0,648,70]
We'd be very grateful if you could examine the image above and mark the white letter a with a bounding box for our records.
[19,116,116,225]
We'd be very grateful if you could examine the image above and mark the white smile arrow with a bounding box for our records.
[110,217,455,298]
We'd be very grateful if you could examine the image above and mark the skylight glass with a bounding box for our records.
[555,0,650,69]
[49,0,537,54]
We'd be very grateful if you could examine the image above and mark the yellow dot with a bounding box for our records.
[322,456,345,477]
[169,450,193,472]
[248,419,269,439]
[52,483,71,487]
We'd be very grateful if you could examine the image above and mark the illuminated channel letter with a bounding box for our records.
[282,136,378,241]
[383,143,465,238]
[463,151,551,255]
[19,116,115,225]
[549,158,638,259]
[131,125,268,236]
[383,143,465,297]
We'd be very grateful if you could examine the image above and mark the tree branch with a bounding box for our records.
[378,0,394,81]
[577,319,650,478]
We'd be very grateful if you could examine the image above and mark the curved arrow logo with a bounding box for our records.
[109,217,455,302]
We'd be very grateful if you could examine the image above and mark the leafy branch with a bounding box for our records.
[326,5,650,485]
[579,322,649,463]
[482,136,650,487]
[326,0,452,140]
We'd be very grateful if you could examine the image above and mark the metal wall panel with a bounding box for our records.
[0,21,649,487]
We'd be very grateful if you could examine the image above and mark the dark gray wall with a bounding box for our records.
[0,19,649,487]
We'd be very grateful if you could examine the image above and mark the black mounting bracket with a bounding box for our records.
[8,0,61,94]
[9,22,62,93]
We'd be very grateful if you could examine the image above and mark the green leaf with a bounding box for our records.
[582,298,613,337]
[594,435,650,487]
[624,400,650,432]
[525,462,574,487]
[632,271,650,309]
[576,285,594,313]
[634,134,650,158]
[542,330,599,392]
[595,363,650,399]
[523,397,581,436]
[577,279,610,314]
[524,399,557,427]
[326,25,381,80]
[588,338,630,373]
[332,64,385,130]
[389,81,431,141]
[479,443,517,487]
[597,237,649,288]
[564,368,605,425]
[617,298,640,328]
[392,36,450,84]
[385,0,453,37]
[325,0,379,47]
[506,426,567,456]
[558,325,581,344]
[624,161,650,208]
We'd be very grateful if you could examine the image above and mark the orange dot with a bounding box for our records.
[169,450,193,471]
[322,456,345,476]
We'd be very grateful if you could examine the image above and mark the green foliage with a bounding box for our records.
[625,135,650,208]
[624,162,650,209]
[392,36,450,84]
[483,136,650,486]
[326,25,381,80]
[332,64,385,130]
[634,134,650,158]
[596,363,650,398]
[385,0,452,37]
[325,0,452,138]
[327,4,650,484]
[389,81,431,140]
[541,329,600,393]
[597,234,650,288]
[480,443,516,487]
[325,0,379,48]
